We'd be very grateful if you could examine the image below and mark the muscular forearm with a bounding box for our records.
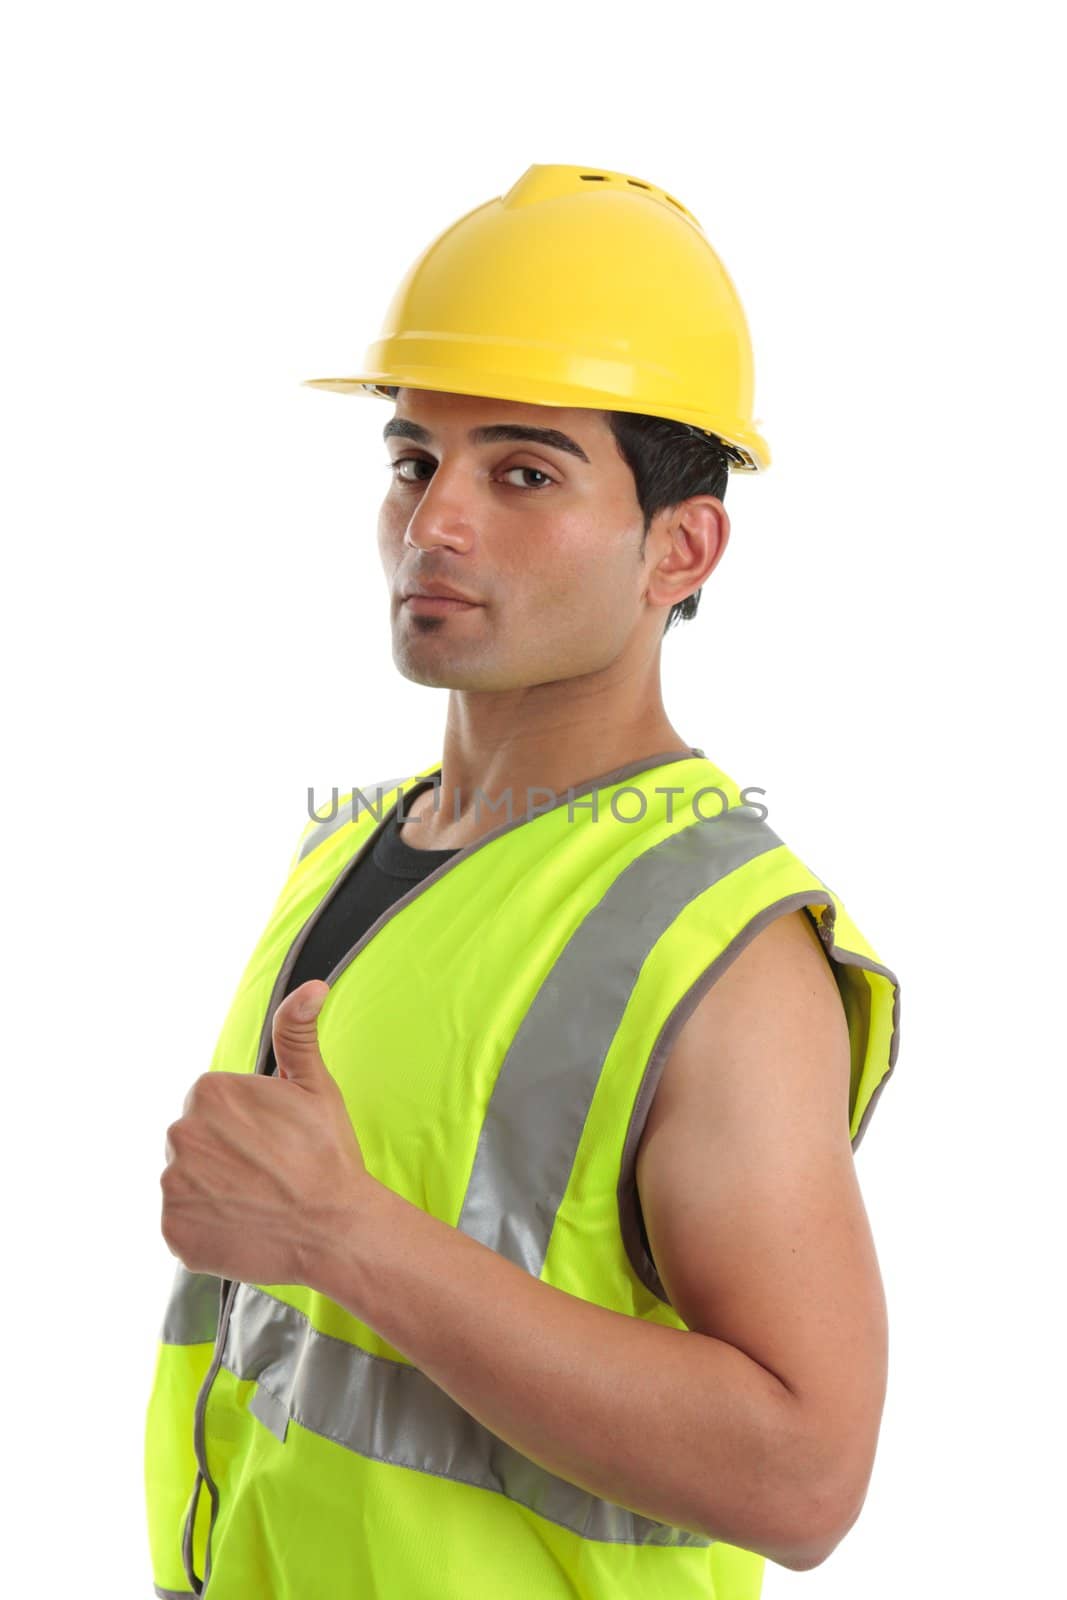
[303,1177,825,1569]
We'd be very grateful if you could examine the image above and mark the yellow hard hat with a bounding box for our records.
[304,162,770,472]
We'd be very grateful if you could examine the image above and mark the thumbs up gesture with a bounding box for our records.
[160,981,371,1287]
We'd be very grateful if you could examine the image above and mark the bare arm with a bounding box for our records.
[635,909,889,1564]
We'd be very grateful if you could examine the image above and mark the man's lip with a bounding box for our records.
[402,594,482,612]
[401,587,483,604]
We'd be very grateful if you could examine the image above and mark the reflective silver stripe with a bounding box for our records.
[298,777,410,863]
[248,1381,289,1443]
[154,1588,196,1598]
[161,1265,222,1346]
[457,807,783,1273]
[226,1284,710,1547]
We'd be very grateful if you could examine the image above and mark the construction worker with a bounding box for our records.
[145,162,900,1600]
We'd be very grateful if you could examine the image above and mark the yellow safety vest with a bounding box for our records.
[144,748,900,1599]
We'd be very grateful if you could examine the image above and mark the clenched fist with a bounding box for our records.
[160,980,371,1287]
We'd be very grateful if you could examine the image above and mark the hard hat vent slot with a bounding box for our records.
[576,170,693,221]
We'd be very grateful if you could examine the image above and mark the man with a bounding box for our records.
[146,163,900,1600]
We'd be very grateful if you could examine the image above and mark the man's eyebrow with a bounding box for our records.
[383,417,591,464]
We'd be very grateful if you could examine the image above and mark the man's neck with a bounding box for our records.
[396,736,698,852]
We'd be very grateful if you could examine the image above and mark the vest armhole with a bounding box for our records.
[620,1182,673,1308]
[617,890,865,1315]
[810,899,902,1152]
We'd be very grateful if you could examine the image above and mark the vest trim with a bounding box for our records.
[223,1282,713,1548]
[816,900,901,1153]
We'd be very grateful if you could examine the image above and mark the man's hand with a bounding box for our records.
[160,980,370,1286]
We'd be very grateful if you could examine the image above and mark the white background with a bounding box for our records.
[4,3,1064,1595]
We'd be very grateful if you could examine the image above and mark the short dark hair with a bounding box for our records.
[603,410,737,634]
[380,387,736,635]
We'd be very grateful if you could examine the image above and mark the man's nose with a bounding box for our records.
[403,463,477,553]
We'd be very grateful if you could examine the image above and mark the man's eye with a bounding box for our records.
[386,459,555,491]
[500,466,554,490]
[387,458,433,483]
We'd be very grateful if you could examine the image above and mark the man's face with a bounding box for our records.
[378,387,671,691]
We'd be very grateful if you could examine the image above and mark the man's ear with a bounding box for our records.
[646,496,729,614]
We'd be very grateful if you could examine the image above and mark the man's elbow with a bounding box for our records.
[693,1389,878,1571]
[766,1463,871,1573]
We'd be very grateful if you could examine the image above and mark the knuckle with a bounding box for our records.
[185,1071,215,1106]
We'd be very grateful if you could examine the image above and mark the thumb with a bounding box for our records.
[272,981,332,1087]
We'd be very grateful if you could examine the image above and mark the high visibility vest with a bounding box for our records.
[144,749,900,1600]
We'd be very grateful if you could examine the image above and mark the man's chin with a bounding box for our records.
[392,652,473,690]
[392,649,517,693]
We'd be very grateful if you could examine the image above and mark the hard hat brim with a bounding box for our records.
[302,370,770,473]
